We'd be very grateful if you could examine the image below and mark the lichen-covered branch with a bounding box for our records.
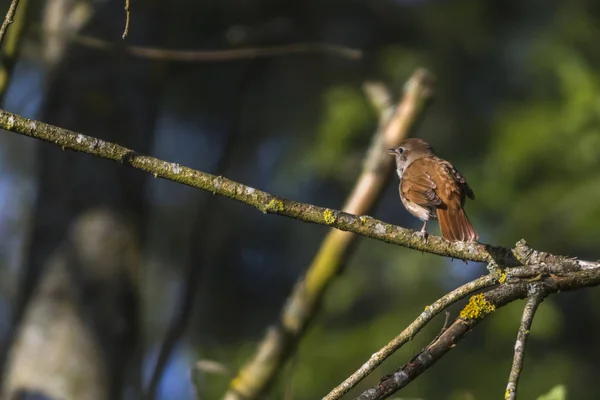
[1,109,596,271]
[323,272,499,400]
[505,290,546,400]
[353,262,600,400]
[224,69,434,400]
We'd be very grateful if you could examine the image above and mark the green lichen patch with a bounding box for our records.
[459,293,495,320]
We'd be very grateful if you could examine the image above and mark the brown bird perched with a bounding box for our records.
[388,138,478,242]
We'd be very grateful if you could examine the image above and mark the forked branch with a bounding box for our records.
[351,264,600,400]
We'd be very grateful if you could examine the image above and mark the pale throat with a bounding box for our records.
[396,166,405,179]
[395,156,413,180]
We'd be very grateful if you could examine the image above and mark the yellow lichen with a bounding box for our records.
[424,305,430,312]
[459,294,495,320]
[266,199,285,213]
[497,269,507,284]
[359,216,368,224]
[323,209,336,224]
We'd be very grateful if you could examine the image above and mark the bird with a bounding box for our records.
[388,138,478,242]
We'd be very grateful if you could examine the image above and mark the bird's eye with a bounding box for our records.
[398,148,404,154]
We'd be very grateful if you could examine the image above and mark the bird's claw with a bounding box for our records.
[416,229,429,243]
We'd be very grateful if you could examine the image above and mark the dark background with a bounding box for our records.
[0,0,599,399]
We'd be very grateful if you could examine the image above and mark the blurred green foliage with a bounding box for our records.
[312,85,375,175]
[538,385,567,400]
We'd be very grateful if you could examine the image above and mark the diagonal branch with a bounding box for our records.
[322,271,499,400]
[0,0,29,104]
[505,289,546,400]
[0,0,20,48]
[0,110,598,271]
[353,263,600,400]
[224,69,435,400]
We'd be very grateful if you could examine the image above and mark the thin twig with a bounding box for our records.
[224,69,435,400]
[505,289,546,400]
[39,28,362,61]
[0,0,29,104]
[353,268,600,400]
[0,0,20,49]
[144,63,255,398]
[122,0,130,39]
[284,353,298,400]
[322,273,498,400]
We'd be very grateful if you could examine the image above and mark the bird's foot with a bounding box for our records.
[417,224,429,243]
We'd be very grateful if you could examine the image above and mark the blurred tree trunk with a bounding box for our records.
[4,209,138,400]
[2,1,167,398]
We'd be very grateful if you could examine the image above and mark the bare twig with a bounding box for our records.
[323,273,498,400]
[284,353,298,400]
[354,266,600,400]
[39,28,362,61]
[224,69,435,400]
[0,0,20,49]
[505,289,546,400]
[145,63,255,398]
[0,0,29,104]
[441,311,450,332]
[122,0,130,39]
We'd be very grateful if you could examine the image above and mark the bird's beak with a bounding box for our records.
[388,148,399,155]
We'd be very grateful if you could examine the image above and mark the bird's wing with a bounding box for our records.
[400,159,443,207]
[439,159,475,200]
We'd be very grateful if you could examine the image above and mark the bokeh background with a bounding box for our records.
[0,0,599,399]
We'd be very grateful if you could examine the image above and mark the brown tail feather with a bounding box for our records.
[436,206,478,242]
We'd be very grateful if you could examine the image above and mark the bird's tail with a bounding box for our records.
[436,206,478,242]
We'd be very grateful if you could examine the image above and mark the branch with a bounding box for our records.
[0,0,29,104]
[122,0,130,39]
[505,290,546,400]
[39,28,362,61]
[224,69,435,400]
[0,0,20,48]
[322,271,499,400]
[0,110,598,269]
[354,263,600,400]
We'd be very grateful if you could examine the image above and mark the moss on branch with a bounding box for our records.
[1,109,598,274]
